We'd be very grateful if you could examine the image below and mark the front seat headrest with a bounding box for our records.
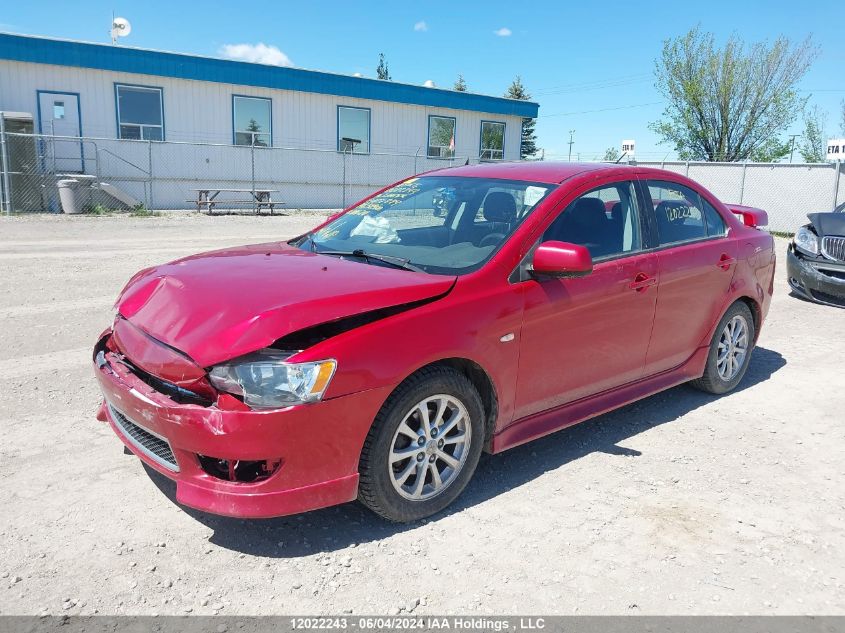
[483,192,517,223]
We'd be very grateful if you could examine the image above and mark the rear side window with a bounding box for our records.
[702,200,727,236]
[647,181,708,246]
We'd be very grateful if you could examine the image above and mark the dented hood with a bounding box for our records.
[808,212,845,237]
[116,242,456,367]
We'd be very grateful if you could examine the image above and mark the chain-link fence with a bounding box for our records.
[0,132,474,215]
[2,132,843,234]
[638,161,845,233]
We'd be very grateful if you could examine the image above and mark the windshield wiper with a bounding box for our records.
[315,248,424,272]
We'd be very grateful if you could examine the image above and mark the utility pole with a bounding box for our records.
[567,130,575,162]
[788,134,801,163]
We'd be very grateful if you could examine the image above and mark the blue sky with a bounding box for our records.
[3,0,843,160]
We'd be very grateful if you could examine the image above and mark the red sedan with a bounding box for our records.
[93,162,775,522]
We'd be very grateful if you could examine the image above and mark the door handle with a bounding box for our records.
[717,253,736,270]
[629,272,656,292]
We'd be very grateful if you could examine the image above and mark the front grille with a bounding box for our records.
[809,289,845,307]
[818,267,845,281]
[822,236,845,262]
[108,404,179,472]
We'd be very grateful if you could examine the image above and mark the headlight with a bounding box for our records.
[208,349,336,409]
[794,226,819,256]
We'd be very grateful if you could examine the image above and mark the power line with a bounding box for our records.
[533,73,651,96]
[539,101,665,118]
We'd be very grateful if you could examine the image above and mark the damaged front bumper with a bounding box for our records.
[93,332,392,518]
[786,244,845,308]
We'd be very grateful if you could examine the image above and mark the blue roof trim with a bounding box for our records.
[0,33,539,118]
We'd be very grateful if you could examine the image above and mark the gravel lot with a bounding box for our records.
[0,214,843,616]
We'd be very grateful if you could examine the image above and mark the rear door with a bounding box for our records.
[514,179,658,419]
[37,91,84,173]
[640,179,737,375]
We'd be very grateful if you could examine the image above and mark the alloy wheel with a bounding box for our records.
[716,314,749,381]
[388,394,472,501]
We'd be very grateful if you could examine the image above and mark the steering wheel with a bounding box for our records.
[478,233,506,248]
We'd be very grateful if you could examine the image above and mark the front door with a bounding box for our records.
[514,180,658,420]
[37,91,83,173]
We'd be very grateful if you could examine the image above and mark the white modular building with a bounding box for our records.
[0,33,538,211]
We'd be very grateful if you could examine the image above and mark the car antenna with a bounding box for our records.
[615,151,628,164]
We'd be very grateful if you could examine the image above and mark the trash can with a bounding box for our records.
[57,178,88,214]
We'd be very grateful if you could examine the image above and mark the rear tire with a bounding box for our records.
[358,366,485,523]
[690,301,755,395]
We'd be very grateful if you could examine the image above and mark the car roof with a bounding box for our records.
[425,161,637,184]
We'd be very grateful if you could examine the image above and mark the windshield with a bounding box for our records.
[295,176,555,274]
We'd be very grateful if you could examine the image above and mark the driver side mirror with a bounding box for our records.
[530,241,593,278]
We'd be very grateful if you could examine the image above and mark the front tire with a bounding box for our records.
[690,301,755,394]
[358,366,485,523]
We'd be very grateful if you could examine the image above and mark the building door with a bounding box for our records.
[37,91,84,173]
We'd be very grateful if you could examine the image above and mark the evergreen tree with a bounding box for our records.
[246,118,266,147]
[505,76,538,159]
[603,147,620,162]
[376,53,391,80]
[454,74,467,92]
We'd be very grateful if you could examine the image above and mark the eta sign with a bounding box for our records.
[827,139,845,161]
[621,139,636,158]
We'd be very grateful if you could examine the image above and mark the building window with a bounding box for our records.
[428,115,456,158]
[337,106,370,153]
[480,121,505,160]
[115,84,164,141]
[233,96,272,147]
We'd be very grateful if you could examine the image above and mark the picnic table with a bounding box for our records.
[191,188,283,215]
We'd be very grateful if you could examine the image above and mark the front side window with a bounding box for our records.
[337,106,370,153]
[233,96,271,147]
[647,181,710,245]
[428,116,456,158]
[116,84,164,141]
[296,176,554,274]
[480,121,505,160]
[543,182,642,260]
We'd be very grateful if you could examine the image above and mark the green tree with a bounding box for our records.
[376,53,391,80]
[650,26,817,161]
[603,147,621,162]
[454,74,467,92]
[246,118,267,147]
[749,139,791,163]
[799,105,827,163]
[505,76,538,159]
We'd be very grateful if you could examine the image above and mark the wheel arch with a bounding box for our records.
[735,295,762,343]
[400,357,499,452]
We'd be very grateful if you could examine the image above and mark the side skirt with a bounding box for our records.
[490,346,709,453]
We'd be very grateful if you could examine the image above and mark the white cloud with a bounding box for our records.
[353,72,363,77]
[423,79,436,88]
[493,27,512,37]
[219,42,293,67]
[414,21,428,32]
